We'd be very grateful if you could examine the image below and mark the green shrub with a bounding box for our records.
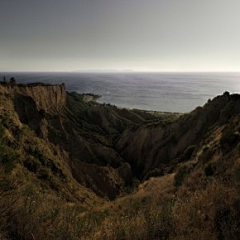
[0,147,20,173]
[205,162,215,176]
[199,146,213,162]
[145,168,163,180]
[174,165,192,187]
[37,168,52,180]
[183,145,196,160]
[232,165,240,188]
[221,127,239,151]
[23,156,41,173]
[0,112,11,128]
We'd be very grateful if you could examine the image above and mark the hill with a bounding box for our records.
[1,82,240,239]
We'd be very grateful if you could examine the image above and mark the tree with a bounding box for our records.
[10,77,16,85]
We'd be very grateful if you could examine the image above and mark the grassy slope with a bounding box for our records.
[0,89,181,240]
[66,114,240,240]
[2,86,240,239]
[78,100,240,240]
[0,89,179,240]
[0,94,103,240]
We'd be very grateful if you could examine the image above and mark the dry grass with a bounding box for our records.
[79,174,176,240]
[173,180,240,239]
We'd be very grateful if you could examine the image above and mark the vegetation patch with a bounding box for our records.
[204,162,216,176]
[174,165,193,187]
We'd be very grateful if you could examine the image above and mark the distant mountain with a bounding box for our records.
[72,69,135,73]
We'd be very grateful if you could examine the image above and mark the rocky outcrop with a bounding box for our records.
[0,83,66,113]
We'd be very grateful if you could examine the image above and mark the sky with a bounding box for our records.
[1,0,240,72]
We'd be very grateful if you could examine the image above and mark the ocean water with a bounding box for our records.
[1,72,240,113]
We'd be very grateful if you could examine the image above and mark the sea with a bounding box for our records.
[1,72,240,113]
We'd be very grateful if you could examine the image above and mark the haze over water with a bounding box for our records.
[1,72,240,113]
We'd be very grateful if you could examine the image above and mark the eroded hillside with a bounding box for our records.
[1,82,240,239]
[0,82,173,200]
[116,92,240,178]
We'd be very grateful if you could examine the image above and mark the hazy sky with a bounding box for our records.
[1,0,240,72]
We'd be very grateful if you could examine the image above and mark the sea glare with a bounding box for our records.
[1,72,240,113]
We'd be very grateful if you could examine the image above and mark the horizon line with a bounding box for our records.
[1,70,240,73]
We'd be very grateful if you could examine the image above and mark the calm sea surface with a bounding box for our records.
[1,72,240,113]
